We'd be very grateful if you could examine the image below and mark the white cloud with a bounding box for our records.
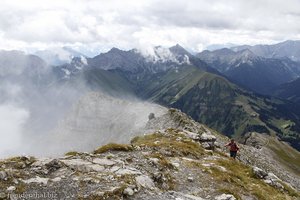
[0,0,299,54]
[0,104,29,157]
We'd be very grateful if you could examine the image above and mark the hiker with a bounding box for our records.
[224,139,239,159]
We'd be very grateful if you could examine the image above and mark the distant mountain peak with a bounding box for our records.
[173,44,184,49]
[169,44,191,56]
[108,47,123,54]
[238,49,258,59]
[214,48,236,55]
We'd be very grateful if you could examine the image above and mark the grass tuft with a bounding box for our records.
[93,143,133,154]
[65,151,81,156]
[209,159,300,200]
[131,132,204,158]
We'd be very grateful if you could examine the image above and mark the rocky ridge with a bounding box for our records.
[0,109,299,200]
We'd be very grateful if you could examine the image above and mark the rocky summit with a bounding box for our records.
[0,109,299,200]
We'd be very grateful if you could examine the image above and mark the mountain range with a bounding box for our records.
[1,41,300,153]
[197,48,300,94]
[231,40,300,62]
[48,43,300,151]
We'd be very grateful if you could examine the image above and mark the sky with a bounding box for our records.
[0,0,300,55]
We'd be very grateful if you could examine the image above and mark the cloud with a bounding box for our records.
[34,92,168,156]
[0,104,29,157]
[0,0,299,54]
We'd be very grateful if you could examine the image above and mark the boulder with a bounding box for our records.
[181,193,205,200]
[152,172,164,184]
[51,177,62,182]
[115,167,141,175]
[92,158,116,166]
[123,187,134,196]
[45,159,64,173]
[252,168,284,190]
[89,165,105,172]
[135,175,155,190]
[201,142,211,149]
[264,173,284,189]
[252,167,267,179]
[61,159,104,172]
[0,171,8,181]
[23,176,49,186]
[7,186,16,191]
[183,130,200,140]
[148,113,155,120]
[148,158,160,166]
[215,194,236,200]
[32,158,53,167]
[266,172,279,180]
[216,166,227,172]
[214,142,221,148]
[200,132,216,142]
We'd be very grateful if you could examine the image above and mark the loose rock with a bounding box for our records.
[0,171,7,181]
[135,175,156,190]
[215,193,236,200]
[123,187,135,196]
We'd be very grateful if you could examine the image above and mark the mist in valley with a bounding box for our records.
[0,51,166,158]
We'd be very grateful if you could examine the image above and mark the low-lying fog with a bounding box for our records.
[0,51,166,158]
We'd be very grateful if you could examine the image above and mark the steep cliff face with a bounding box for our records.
[0,109,299,200]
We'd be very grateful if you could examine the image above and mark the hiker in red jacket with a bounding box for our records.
[225,139,240,159]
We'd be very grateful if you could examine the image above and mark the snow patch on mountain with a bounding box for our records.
[80,55,88,65]
[137,46,190,65]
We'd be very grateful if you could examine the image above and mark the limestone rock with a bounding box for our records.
[7,186,16,191]
[200,132,216,142]
[0,171,8,181]
[45,159,64,173]
[61,158,104,172]
[148,158,160,166]
[115,167,141,175]
[182,130,200,140]
[252,167,284,189]
[264,173,284,189]
[181,193,205,200]
[23,176,49,186]
[215,194,236,200]
[31,158,53,167]
[123,187,135,196]
[201,142,211,149]
[252,167,267,179]
[92,158,116,166]
[51,177,62,182]
[135,175,156,190]
[89,165,105,172]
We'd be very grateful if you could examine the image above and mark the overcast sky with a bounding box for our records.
[0,0,300,55]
